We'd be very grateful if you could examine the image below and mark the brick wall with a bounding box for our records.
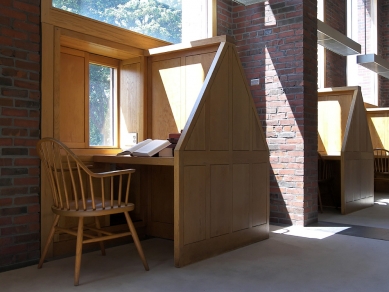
[218,0,318,226]
[324,0,347,87]
[217,0,233,37]
[0,0,41,271]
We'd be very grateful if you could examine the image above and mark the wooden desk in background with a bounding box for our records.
[93,155,175,241]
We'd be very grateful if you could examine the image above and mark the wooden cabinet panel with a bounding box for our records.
[232,53,250,151]
[210,164,231,237]
[151,58,181,139]
[232,164,250,232]
[209,52,229,151]
[59,51,86,146]
[252,162,268,227]
[183,165,207,245]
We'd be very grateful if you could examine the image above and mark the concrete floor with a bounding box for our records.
[2,193,389,291]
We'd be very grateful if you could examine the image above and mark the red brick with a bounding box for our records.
[0,6,27,20]
[1,107,28,117]
[13,213,39,225]
[13,1,40,15]
[14,177,39,186]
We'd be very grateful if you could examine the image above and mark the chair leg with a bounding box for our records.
[124,212,149,271]
[94,216,106,256]
[74,217,84,286]
[38,214,60,269]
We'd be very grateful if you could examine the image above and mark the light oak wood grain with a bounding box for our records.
[318,87,374,215]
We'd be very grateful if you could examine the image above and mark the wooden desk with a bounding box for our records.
[319,152,341,161]
[94,155,174,166]
[318,87,374,214]
[92,38,270,268]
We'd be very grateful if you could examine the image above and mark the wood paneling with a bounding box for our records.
[59,49,87,147]
[174,42,269,267]
[148,46,218,140]
[183,166,207,245]
[209,52,229,151]
[318,87,374,215]
[210,165,231,237]
[42,2,169,51]
[366,109,389,150]
[232,164,250,232]
[252,162,269,226]
[151,57,181,138]
[120,59,145,146]
[232,53,250,151]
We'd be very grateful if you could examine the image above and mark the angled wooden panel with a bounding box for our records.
[175,41,269,267]
[252,162,268,226]
[210,164,232,237]
[368,114,387,149]
[209,51,229,151]
[232,164,250,232]
[341,88,374,214]
[185,52,215,122]
[232,52,250,151]
[151,58,181,139]
[185,103,206,151]
[183,165,207,245]
[252,112,267,151]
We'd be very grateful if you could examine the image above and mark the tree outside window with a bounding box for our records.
[52,0,182,44]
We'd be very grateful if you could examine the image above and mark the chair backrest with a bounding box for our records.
[37,137,134,212]
[318,153,332,181]
[373,148,389,173]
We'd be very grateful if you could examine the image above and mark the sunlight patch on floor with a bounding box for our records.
[374,198,389,205]
[272,226,350,239]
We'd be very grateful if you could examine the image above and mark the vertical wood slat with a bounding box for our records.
[183,166,207,245]
[232,164,250,232]
[210,165,231,238]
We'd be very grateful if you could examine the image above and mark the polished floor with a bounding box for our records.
[2,193,389,291]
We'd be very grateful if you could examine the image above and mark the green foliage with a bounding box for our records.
[89,64,112,146]
[52,0,182,43]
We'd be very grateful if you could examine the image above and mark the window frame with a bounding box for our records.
[44,1,217,45]
[346,0,378,105]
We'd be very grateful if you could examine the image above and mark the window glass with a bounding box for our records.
[89,64,115,146]
[347,0,378,105]
[317,0,324,88]
[52,0,183,43]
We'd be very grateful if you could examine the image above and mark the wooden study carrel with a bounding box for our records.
[318,86,374,214]
[96,36,271,267]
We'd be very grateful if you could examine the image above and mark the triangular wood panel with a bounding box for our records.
[174,42,269,267]
[342,88,374,214]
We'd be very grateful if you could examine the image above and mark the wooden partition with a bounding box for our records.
[145,37,270,267]
[318,87,374,214]
[366,108,389,150]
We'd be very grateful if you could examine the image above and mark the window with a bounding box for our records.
[347,0,378,105]
[317,0,325,89]
[89,63,117,147]
[52,0,214,44]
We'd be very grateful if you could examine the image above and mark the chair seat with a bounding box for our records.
[52,199,135,217]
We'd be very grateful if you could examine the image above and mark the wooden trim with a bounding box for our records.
[41,2,169,50]
[147,35,232,56]
[60,28,144,59]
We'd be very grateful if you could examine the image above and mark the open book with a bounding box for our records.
[118,139,171,157]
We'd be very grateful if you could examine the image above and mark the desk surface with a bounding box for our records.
[319,152,341,160]
[93,155,174,166]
